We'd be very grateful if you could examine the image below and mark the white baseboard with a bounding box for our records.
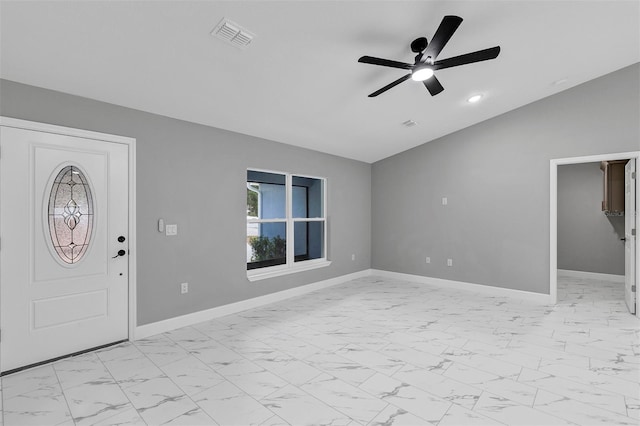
[134,269,373,340]
[557,269,625,283]
[371,269,551,304]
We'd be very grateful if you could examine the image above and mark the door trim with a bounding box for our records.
[550,151,639,308]
[0,116,137,349]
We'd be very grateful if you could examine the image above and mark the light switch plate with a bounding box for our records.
[166,224,178,236]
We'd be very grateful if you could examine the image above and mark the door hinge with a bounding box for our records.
[632,171,636,179]
[633,228,637,237]
[633,285,637,293]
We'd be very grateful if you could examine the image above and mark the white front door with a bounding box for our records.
[624,159,637,314]
[1,124,130,373]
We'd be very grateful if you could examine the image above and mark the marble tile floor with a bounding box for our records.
[1,274,638,425]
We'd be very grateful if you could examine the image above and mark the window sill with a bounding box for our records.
[247,259,332,282]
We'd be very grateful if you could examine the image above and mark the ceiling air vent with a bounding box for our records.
[211,18,255,50]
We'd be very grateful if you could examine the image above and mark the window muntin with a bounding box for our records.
[247,170,326,275]
[48,165,94,264]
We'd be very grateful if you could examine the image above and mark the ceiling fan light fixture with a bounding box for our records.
[411,67,434,82]
[467,94,483,103]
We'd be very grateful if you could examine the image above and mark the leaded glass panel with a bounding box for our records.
[48,165,94,264]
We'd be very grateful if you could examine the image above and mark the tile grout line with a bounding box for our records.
[50,361,76,426]
[161,322,311,423]
[129,338,220,425]
[245,317,394,425]
[93,347,150,425]
[473,388,581,426]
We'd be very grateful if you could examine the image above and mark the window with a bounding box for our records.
[247,170,328,279]
[48,165,94,264]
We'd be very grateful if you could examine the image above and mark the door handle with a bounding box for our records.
[621,238,626,241]
[112,249,126,258]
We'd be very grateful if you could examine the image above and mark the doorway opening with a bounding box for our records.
[550,152,639,315]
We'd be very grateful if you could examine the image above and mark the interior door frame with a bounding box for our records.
[550,151,639,310]
[0,116,138,357]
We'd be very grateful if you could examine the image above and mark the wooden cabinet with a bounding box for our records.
[600,160,627,215]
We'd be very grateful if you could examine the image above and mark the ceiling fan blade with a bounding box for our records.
[368,74,411,97]
[433,46,501,70]
[423,75,444,96]
[358,56,413,70]
[422,15,463,61]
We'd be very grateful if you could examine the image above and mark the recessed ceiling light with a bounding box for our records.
[411,67,434,82]
[553,78,568,85]
[467,94,483,103]
[402,119,418,127]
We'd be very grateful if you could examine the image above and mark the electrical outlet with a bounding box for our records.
[180,282,188,294]
[442,197,448,206]
[425,256,431,264]
[447,259,453,267]
[166,224,178,236]
[351,254,355,261]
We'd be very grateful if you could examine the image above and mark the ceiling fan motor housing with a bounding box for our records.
[411,37,428,53]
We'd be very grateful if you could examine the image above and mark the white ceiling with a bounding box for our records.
[1,1,638,163]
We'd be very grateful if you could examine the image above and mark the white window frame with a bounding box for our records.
[247,168,330,281]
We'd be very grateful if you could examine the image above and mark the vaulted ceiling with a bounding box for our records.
[1,1,638,163]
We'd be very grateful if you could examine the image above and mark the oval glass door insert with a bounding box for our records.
[48,165,94,264]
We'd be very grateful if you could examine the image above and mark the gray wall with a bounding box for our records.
[557,162,625,275]
[372,64,639,295]
[0,79,371,325]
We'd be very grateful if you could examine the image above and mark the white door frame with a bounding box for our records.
[550,151,639,307]
[0,117,137,354]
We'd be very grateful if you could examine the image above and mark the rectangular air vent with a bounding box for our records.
[211,18,255,49]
